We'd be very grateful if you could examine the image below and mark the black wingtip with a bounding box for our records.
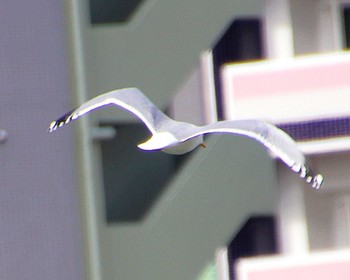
[48,121,59,132]
[311,174,324,189]
[48,109,76,133]
[295,164,324,189]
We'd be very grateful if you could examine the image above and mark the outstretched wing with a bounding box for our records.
[48,87,171,134]
[179,119,323,189]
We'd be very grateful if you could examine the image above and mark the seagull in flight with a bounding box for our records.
[48,87,323,189]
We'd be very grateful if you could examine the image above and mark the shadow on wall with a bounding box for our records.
[100,122,190,223]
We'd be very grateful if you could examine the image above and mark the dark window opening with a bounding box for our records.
[212,18,265,120]
[342,5,350,49]
[227,216,278,280]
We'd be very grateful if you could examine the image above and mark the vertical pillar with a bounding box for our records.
[277,163,309,254]
[264,0,294,58]
[332,194,350,248]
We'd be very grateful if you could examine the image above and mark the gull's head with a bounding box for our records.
[138,132,203,155]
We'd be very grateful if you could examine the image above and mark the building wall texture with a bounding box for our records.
[0,1,84,279]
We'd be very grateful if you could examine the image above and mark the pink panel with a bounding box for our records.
[229,60,350,100]
[245,260,350,280]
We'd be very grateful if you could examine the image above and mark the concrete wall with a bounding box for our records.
[0,1,84,279]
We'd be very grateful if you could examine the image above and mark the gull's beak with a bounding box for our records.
[137,132,178,151]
